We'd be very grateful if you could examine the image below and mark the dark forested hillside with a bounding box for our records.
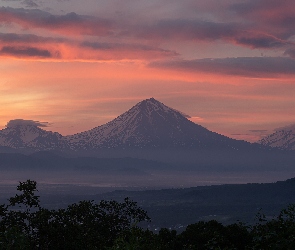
[5,177,292,231]
[92,177,295,229]
[1,180,295,249]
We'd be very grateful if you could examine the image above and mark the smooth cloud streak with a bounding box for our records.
[0,7,112,36]
[149,57,295,77]
[132,19,240,41]
[0,31,177,60]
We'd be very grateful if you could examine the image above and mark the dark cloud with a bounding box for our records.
[235,35,287,49]
[284,49,295,59]
[2,0,39,7]
[149,57,295,77]
[0,7,112,36]
[0,32,176,60]
[133,19,240,41]
[230,1,281,15]
[0,33,64,59]
[129,3,294,52]
[0,46,52,58]
[81,41,126,50]
[80,41,178,56]
[0,6,292,53]
[249,130,269,133]
[0,5,293,61]
[22,0,39,8]
[0,32,65,43]
[6,119,50,128]
[0,33,39,43]
[129,18,291,51]
[230,0,295,37]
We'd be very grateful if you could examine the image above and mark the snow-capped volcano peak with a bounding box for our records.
[136,97,171,112]
[65,98,232,149]
[134,98,191,119]
[125,98,190,123]
[65,97,195,149]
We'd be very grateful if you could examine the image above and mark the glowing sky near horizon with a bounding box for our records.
[0,0,295,142]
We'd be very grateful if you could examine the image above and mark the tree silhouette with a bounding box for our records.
[0,180,150,249]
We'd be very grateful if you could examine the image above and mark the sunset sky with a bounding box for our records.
[0,0,295,142]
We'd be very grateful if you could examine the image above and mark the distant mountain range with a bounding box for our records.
[0,98,259,152]
[258,125,295,150]
[1,98,295,173]
[65,98,258,151]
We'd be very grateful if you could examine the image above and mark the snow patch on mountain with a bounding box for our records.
[64,98,208,149]
[0,119,64,150]
[258,124,295,150]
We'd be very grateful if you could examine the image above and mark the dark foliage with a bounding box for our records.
[0,180,150,249]
[1,180,295,249]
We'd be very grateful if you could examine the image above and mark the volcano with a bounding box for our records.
[64,98,252,150]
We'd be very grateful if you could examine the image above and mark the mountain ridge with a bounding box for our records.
[0,98,269,153]
[0,123,65,150]
[64,97,251,150]
[258,125,295,150]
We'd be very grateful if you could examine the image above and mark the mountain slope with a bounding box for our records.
[64,98,252,150]
[0,122,65,151]
[258,125,295,150]
[0,98,264,153]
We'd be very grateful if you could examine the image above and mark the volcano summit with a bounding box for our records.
[65,98,250,150]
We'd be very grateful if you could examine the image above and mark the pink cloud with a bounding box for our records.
[0,7,113,36]
[1,5,294,60]
[0,31,177,60]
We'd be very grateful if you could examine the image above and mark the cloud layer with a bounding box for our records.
[0,7,112,36]
[0,2,294,62]
[149,57,295,78]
